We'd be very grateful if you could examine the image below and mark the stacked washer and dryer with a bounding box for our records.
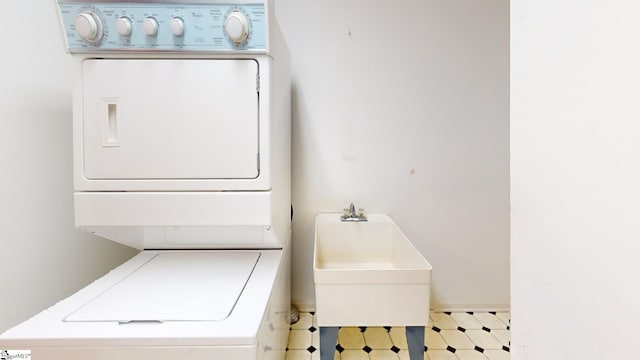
[1,1,291,359]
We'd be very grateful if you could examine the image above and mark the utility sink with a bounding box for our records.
[313,213,432,327]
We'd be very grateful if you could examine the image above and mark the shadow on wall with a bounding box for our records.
[290,81,335,305]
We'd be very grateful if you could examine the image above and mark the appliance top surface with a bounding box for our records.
[58,1,270,53]
[0,250,286,346]
[66,252,260,322]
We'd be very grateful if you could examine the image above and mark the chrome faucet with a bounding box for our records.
[340,202,368,222]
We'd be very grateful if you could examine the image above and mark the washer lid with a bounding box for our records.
[65,252,260,323]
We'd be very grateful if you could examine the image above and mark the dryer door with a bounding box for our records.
[81,59,259,180]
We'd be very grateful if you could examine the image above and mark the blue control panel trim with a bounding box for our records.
[59,2,267,52]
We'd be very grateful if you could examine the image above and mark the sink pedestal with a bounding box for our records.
[313,213,433,360]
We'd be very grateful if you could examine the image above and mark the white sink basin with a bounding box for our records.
[313,213,432,327]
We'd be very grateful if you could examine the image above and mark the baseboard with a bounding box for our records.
[430,302,511,312]
[292,300,510,313]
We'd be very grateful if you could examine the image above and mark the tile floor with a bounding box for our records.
[286,311,510,360]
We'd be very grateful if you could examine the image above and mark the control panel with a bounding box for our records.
[58,2,267,52]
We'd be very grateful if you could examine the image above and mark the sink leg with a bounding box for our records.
[406,326,425,360]
[319,327,339,360]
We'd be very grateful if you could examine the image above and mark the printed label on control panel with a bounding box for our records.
[58,2,267,52]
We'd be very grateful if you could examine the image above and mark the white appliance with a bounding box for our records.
[0,1,291,359]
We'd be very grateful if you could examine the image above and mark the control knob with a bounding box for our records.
[143,17,159,36]
[116,17,132,36]
[75,11,103,43]
[169,17,185,36]
[225,11,249,43]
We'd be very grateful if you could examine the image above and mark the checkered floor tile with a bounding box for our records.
[286,311,510,360]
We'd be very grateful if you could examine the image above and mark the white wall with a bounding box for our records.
[511,1,640,358]
[0,1,137,332]
[276,0,510,309]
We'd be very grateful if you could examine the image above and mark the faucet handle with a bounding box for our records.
[358,208,366,218]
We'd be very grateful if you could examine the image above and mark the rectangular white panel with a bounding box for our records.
[74,192,272,227]
[66,252,260,322]
[81,59,259,180]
